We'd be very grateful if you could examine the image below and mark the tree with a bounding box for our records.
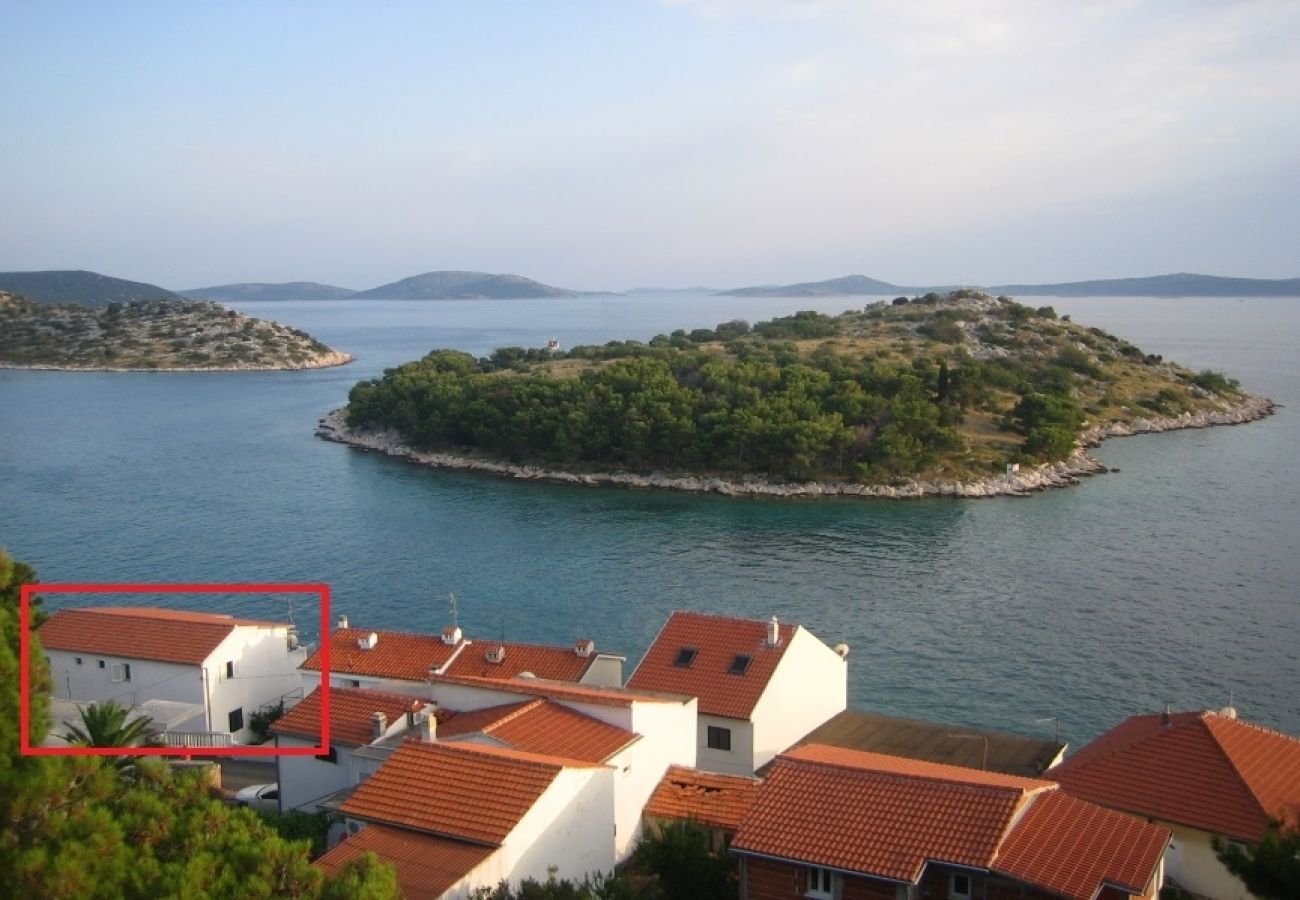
[62,700,155,749]
[634,820,737,900]
[1213,823,1300,899]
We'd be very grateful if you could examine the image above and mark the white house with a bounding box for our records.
[626,611,848,775]
[39,606,306,745]
[315,740,616,898]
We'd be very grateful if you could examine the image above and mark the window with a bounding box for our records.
[315,746,338,764]
[228,707,244,733]
[674,647,698,668]
[728,654,752,675]
[347,679,361,689]
[806,867,834,899]
[706,725,732,751]
[110,663,131,683]
[75,657,83,665]
[225,660,234,679]
[98,660,106,669]
[950,873,972,900]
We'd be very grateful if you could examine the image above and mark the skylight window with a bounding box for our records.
[674,647,698,667]
[728,654,752,675]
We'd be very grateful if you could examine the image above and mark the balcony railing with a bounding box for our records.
[161,731,234,749]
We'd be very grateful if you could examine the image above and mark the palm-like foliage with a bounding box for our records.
[62,700,154,748]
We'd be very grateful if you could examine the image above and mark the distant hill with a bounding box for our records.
[353,271,576,299]
[988,273,1300,297]
[717,274,905,297]
[624,286,722,295]
[0,270,183,307]
[183,282,357,302]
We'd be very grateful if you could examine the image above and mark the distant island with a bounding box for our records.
[353,270,575,299]
[183,282,358,302]
[319,290,1272,499]
[0,291,352,371]
[0,270,184,307]
[718,272,1300,298]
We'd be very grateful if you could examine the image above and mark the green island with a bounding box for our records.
[0,291,351,371]
[326,291,1271,498]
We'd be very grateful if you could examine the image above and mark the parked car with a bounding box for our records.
[233,782,280,813]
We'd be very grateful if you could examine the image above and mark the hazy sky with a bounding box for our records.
[1,1,1297,290]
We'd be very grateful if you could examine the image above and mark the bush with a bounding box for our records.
[1191,369,1238,394]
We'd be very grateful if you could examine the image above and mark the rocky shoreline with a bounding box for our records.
[1,350,354,372]
[316,393,1275,500]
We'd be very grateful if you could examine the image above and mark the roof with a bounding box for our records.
[626,611,799,719]
[270,687,424,746]
[733,744,1168,900]
[438,698,639,763]
[644,765,761,832]
[1051,709,1300,842]
[779,709,1064,778]
[441,640,597,682]
[301,627,461,682]
[996,790,1170,900]
[340,739,600,845]
[430,671,691,708]
[38,606,282,666]
[315,824,492,900]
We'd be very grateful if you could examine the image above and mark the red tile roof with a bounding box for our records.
[270,687,424,746]
[38,606,282,666]
[734,744,1168,900]
[442,640,596,682]
[430,672,690,708]
[996,790,1170,900]
[1051,709,1300,842]
[644,765,761,832]
[302,627,461,682]
[315,824,492,900]
[439,698,639,763]
[626,611,798,719]
[340,739,599,845]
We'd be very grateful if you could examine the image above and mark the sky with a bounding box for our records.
[1,0,1297,291]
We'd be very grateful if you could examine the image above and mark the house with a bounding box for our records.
[39,606,305,745]
[643,764,761,850]
[731,743,1170,900]
[316,739,616,899]
[626,611,847,775]
[777,708,1066,777]
[1051,708,1300,900]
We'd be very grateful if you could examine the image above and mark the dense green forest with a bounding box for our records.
[344,291,1246,484]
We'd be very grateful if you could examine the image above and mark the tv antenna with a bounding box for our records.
[448,593,458,629]
[1034,716,1061,746]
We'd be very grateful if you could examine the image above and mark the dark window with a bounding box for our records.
[228,707,244,733]
[315,746,338,764]
[123,663,131,681]
[225,660,234,679]
[347,679,361,688]
[75,657,83,665]
[706,725,732,751]
[728,654,752,675]
[951,872,972,900]
[674,647,698,668]
[98,660,106,669]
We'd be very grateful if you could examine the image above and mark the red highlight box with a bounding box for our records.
[20,583,331,758]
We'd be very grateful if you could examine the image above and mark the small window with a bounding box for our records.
[706,725,732,751]
[728,654,752,675]
[110,662,131,683]
[674,647,698,668]
[315,746,338,764]
[950,872,972,900]
[75,657,83,665]
[225,660,234,679]
[347,679,361,689]
[98,660,106,669]
[228,707,244,733]
[806,867,834,899]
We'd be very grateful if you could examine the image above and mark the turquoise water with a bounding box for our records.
[2,294,1296,747]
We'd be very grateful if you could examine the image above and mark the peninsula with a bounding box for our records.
[319,291,1271,498]
[0,291,352,371]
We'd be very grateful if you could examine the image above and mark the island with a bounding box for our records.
[0,291,352,371]
[318,290,1272,498]
[718,272,1300,298]
[352,270,576,300]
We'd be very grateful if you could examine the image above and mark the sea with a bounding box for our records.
[2,293,1296,748]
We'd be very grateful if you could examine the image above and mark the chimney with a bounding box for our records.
[766,615,781,648]
[417,708,437,742]
[574,638,595,658]
[371,711,388,740]
[485,645,506,664]
[357,631,378,650]
[441,625,463,646]
[1161,704,1172,726]
[337,615,349,629]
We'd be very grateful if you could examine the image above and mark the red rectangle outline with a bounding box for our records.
[19,582,331,758]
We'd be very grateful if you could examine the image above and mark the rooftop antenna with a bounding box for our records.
[448,592,458,629]
[1033,716,1061,746]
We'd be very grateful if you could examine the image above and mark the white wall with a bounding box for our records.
[750,626,847,771]
[580,655,624,688]
[1163,821,1251,900]
[277,735,353,812]
[48,649,204,709]
[504,765,615,886]
[610,696,698,858]
[696,714,755,776]
[205,626,307,742]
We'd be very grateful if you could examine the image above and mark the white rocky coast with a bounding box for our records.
[316,394,1275,500]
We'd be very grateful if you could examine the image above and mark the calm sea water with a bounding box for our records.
[2,293,1296,748]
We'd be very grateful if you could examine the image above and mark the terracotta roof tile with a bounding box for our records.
[1052,710,1300,841]
[442,640,596,682]
[439,698,638,763]
[270,687,425,746]
[644,765,761,832]
[431,672,690,708]
[302,627,461,682]
[341,740,598,844]
[995,790,1170,900]
[626,611,797,719]
[315,824,492,900]
[38,606,282,666]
